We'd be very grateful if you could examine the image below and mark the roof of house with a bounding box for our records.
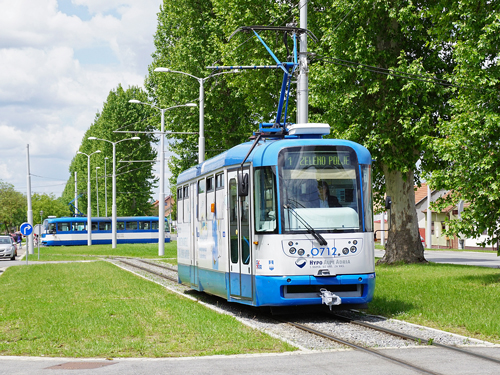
[414,183,429,205]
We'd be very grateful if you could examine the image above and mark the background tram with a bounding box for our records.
[176,123,375,310]
[41,216,170,246]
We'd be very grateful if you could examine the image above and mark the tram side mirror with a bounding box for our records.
[385,196,392,210]
[238,173,249,196]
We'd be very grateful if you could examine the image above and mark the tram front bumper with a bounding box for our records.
[254,273,375,307]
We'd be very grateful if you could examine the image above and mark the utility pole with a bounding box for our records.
[297,0,308,124]
[26,144,34,254]
[74,171,78,217]
[426,184,432,249]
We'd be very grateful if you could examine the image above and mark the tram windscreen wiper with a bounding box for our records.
[284,203,328,246]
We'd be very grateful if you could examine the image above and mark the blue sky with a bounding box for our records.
[0,0,165,197]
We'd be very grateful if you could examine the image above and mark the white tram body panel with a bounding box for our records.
[177,129,375,308]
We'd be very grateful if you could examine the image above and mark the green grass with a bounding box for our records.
[27,242,177,263]
[0,262,294,357]
[368,262,500,343]
[9,243,500,355]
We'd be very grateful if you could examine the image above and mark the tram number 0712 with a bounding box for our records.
[311,247,337,257]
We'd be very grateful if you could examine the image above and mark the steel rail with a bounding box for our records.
[117,259,178,283]
[331,312,500,366]
[135,258,179,274]
[282,319,442,375]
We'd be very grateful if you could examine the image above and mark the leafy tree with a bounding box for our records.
[425,1,500,252]
[146,0,256,189]
[0,181,26,233]
[32,193,70,225]
[150,0,497,265]
[306,1,459,264]
[61,85,158,217]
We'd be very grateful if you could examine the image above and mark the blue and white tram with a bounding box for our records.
[176,123,375,309]
[41,216,170,246]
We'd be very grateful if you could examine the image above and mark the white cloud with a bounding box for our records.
[0,0,162,196]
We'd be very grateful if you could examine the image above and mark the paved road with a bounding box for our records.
[0,346,500,375]
[375,249,500,268]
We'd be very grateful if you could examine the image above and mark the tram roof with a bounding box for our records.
[177,137,371,184]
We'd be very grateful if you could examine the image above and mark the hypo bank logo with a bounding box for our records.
[295,258,307,268]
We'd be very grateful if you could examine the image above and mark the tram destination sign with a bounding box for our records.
[283,150,353,169]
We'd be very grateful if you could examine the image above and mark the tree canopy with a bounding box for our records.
[424,1,500,250]
[146,0,498,261]
[61,85,158,217]
[0,181,26,234]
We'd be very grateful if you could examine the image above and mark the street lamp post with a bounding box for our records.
[96,166,100,217]
[88,136,140,249]
[154,67,238,164]
[77,150,101,246]
[128,99,196,256]
[104,157,108,217]
[39,210,43,260]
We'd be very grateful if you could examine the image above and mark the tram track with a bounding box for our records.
[279,313,500,375]
[115,258,179,283]
[112,258,500,374]
[279,318,441,375]
[329,312,500,366]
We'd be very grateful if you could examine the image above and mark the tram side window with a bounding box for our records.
[152,221,159,230]
[72,223,86,231]
[206,175,214,219]
[99,222,111,231]
[57,223,70,232]
[92,222,98,231]
[183,185,190,223]
[126,221,138,230]
[139,221,150,230]
[361,165,373,232]
[254,167,277,233]
[215,173,224,190]
[198,179,206,221]
[117,222,125,230]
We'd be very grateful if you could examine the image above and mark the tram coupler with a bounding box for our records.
[319,288,341,310]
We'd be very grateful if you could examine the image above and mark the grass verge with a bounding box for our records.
[26,243,177,263]
[0,261,294,357]
[368,262,500,344]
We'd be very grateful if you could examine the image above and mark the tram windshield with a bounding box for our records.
[278,146,368,233]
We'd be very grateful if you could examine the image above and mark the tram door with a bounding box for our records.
[190,182,198,288]
[228,169,253,300]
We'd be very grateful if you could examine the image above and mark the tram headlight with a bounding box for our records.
[289,247,296,254]
[342,247,349,255]
[350,246,357,253]
[298,249,305,256]
[353,240,358,245]
[288,241,294,246]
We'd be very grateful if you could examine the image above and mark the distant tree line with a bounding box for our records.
[0,180,69,233]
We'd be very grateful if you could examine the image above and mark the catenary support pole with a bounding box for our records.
[26,144,34,254]
[297,0,308,124]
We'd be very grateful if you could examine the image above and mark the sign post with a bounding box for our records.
[20,222,33,264]
[34,224,42,260]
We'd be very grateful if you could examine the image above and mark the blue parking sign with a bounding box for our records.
[20,222,33,236]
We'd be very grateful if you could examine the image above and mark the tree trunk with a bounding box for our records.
[378,166,427,264]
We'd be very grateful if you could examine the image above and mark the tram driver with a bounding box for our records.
[317,181,342,208]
